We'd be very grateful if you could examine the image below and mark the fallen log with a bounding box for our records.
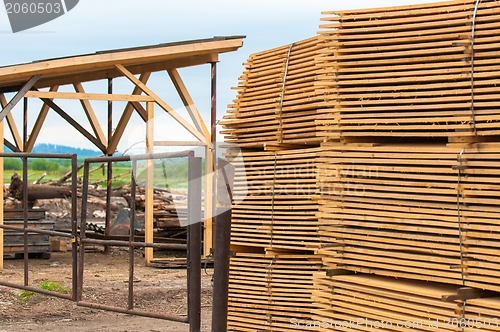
[9,173,72,201]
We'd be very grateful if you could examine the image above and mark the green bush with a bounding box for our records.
[30,159,59,171]
[4,158,22,170]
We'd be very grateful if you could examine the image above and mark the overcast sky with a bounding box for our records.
[0,0,432,152]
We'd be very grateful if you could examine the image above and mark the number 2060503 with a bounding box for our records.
[5,2,62,14]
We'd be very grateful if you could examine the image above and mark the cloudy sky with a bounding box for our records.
[0,0,432,152]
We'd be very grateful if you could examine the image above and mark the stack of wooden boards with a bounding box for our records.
[220,37,325,148]
[318,142,500,291]
[316,0,500,140]
[312,273,463,331]
[227,147,321,252]
[223,0,500,331]
[228,252,322,331]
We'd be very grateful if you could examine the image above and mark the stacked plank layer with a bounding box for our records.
[227,147,321,251]
[316,0,500,140]
[464,298,500,331]
[221,36,327,148]
[317,142,500,291]
[228,252,322,332]
[312,273,462,332]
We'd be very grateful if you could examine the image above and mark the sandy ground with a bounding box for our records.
[0,249,213,331]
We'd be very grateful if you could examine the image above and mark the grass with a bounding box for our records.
[18,280,71,303]
[3,157,198,192]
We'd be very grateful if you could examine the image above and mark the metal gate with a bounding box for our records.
[0,151,203,331]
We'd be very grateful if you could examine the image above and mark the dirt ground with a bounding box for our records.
[0,249,213,331]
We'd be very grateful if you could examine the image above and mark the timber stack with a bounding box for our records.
[223,0,500,330]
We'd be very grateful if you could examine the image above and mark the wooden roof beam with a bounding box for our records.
[107,72,151,154]
[167,68,210,140]
[33,89,106,152]
[0,94,22,151]
[24,90,154,102]
[115,64,208,145]
[73,83,107,148]
[25,86,59,153]
[0,75,41,122]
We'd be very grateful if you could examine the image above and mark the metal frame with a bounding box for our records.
[0,152,78,301]
[78,151,202,329]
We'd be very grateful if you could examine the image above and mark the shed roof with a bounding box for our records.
[0,36,245,92]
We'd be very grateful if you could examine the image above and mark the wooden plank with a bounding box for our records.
[0,94,23,151]
[24,86,59,153]
[73,83,107,148]
[107,72,151,154]
[24,90,154,102]
[145,101,154,265]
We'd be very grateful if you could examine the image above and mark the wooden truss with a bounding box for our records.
[0,37,245,267]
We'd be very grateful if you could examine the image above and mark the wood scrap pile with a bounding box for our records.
[228,252,322,332]
[316,0,500,141]
[220,37,325,148]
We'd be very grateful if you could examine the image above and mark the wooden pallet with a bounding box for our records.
[312,273,462,332]
[228,252,322,332]
[220,36,327,148]
[226,147,321,251]
[316,0,500,141]
[318,142,500,291]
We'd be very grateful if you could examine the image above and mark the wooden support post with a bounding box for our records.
[204,146,213,257]
[0,119,3,270]
[145,101,154,265]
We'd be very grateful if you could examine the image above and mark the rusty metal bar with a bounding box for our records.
[211,159,234,332]
[105,78,113,254]
[0,224,73,238]
[188,156,202,332]
[22,155,28,286]
[71,154,78,301]
[0,280,73,300]
[77,160,90,302]
[80,238,186,250]
[83,150,193,163]
[77,301,189,323]
[128,159,137,310]
[0,152,75,158]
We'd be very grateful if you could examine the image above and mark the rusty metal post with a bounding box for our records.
[128,159,137,310]
[105,78,113,254]
[77,160,91,301]
[71,154,78,301]
[211,159,234,332]
[22,155,28,286]
[188,156,202,332]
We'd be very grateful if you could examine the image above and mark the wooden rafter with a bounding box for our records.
[0,37,243,90]
[108,72,151,154]
[25,86,59,152]
[24,90,154,102]
[0,75,41,122]
[167,69,210,140]
[0,93,22,150]
[34,90,106,152]
[73,83,107,148]
[115,64,208,145]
